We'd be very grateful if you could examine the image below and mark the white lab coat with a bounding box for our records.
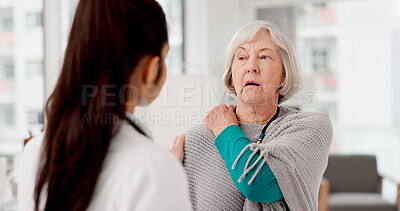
[18,117,192,211]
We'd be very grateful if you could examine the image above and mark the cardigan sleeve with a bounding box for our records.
[215,125,283,203]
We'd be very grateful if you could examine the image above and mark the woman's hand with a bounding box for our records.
[203,104,239,137]
[169,134,185,162]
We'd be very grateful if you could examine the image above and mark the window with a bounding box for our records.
[4,63,14,78]
[26,12,43,29]
[2,17,13,31]
[0,104,14,126]
[26,60,43,77]
[28,109,44,125]
[0,59,14,79]
[0,0,44,152]
[157,0,184,75]
[0,8,13,32]
[312,49,328,72]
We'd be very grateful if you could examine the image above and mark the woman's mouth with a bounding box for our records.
[245,80,260,87]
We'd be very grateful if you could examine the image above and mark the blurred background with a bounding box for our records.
[0,0,399,210]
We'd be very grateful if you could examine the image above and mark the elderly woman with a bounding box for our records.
[178,20,332,210]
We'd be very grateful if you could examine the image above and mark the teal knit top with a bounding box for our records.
[215,125,283,203]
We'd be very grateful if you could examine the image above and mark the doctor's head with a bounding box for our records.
[37,1,168,210]
[50,0,169,117]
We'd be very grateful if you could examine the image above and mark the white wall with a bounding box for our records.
[43,0,62,101]
[184,0,252,76]
[336,1,394,127]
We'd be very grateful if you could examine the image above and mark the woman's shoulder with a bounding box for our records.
[23,133,44,155]
[277,106,333,138]
[102,122,187,187]
[184,123,214,140]
[183,123,216,154]
[18,133,45,211]
[20,133,45,168]
[105,133,186,189]
[111,122,175,161]
[279,106,331,126]
[91,128,190,211]
[269,107,333,153]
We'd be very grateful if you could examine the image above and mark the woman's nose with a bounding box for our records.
[246,59,260,73]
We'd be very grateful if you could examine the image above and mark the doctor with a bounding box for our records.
[18,0,191,210]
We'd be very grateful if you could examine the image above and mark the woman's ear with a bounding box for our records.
[229,71,234,87]
[142,56,161,85]
[280,72,286,88]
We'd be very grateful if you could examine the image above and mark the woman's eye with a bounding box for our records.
[261,56,269,60]
[238,57,245,60]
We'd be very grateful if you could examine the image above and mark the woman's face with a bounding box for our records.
[231,30,284,106]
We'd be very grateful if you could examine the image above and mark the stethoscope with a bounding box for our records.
[234,106,280,144]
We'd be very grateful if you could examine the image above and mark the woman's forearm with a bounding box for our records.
[215,125,283,203]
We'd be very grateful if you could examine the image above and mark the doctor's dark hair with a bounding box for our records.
[34,0,167,210]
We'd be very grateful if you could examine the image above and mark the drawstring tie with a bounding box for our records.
[232,143,266,185]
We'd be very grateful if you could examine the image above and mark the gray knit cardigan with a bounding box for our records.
[183,106,333,211]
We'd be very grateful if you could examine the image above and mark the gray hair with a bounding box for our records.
[222,20,302,104]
